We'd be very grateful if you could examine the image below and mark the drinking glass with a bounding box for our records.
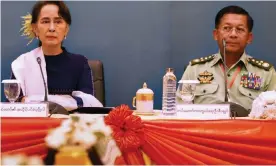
[178,80,199,104]
[2,79,21,103]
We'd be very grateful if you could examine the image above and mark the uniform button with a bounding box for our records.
[227,74,231,77]
[203,90,206,93]
[249,93,252,96]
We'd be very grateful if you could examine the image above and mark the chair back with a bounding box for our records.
[88,60,105,106]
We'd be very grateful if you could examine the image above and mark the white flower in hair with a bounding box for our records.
[20,13,36,45]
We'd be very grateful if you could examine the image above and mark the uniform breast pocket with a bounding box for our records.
[195,84,219,96]
[238,86,261,99]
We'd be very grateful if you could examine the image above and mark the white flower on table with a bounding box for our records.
[250,91,276,119]
[1,154,43,165]
[71,115,112,136]
[72,128,97,149]
[60,118,73,130]
[45,115,112,150]
[1,154,25,165]
[27,156,43,165]
[45,126,68,149]
[88,117,112,136]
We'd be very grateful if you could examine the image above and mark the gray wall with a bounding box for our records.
[1,1,276,109]
[171,1,276,81]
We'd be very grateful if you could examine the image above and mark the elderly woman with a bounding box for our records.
[11,1,103,111]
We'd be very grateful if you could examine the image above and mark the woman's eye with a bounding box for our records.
[55,20,63,24]
[41,20,49,24]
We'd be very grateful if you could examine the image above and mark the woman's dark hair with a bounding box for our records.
[215,5,254,32]
[31,1,71,46]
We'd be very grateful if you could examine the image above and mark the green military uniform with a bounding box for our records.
[176,52,276,111]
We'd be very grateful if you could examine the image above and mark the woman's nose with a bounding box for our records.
[49,22,55,32]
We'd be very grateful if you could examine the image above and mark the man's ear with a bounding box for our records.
[31,23,38,37]
[247,32,253,44]
[213,29,218,41]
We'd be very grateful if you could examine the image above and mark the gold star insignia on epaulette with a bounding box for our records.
[247,58,272,71]
[190,55,215,66]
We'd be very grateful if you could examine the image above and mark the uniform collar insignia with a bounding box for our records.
[211,52,249,70]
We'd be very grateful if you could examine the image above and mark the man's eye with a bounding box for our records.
[237,28,246,33]
[223,26,231,31]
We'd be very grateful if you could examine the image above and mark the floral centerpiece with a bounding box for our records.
[249,91,276,119]
[1,154,43,165]
[44,115,122,165]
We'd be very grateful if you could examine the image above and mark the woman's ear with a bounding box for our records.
[65,25,70,37]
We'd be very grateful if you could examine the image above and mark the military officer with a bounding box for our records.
[177,5,276,111]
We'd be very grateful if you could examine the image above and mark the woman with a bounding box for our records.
[11,1,103,110]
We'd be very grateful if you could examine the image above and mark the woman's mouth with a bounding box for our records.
[46,36,57,39]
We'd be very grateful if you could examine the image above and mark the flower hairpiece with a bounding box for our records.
[19,13,35,45]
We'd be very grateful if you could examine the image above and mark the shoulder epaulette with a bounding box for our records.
[190,55,215,66]
[247,58,272,71]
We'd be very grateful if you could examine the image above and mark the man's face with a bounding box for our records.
[213,14,253,55]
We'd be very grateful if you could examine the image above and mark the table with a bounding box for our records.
[1,116,276,164]
[1,118,62,158]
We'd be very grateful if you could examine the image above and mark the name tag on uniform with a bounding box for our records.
[176,104,230,120]
[0,102,48,117]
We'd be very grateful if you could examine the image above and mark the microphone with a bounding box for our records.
[222,39,228,102]
[36,57,68,117]
[220,39,249,117]
[37,57,48,102]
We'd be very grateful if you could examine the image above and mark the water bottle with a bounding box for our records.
[162,68,177,115]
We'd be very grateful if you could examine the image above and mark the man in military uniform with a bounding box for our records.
[177,5,276,112]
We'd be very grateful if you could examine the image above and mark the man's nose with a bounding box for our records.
[229,28,238,37]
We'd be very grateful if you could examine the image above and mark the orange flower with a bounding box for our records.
[105,105,144,152]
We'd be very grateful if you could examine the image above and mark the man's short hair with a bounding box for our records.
[215,5,254,32]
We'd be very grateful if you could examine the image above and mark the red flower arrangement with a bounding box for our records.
[104,104,145,165]
[104,104,144,152]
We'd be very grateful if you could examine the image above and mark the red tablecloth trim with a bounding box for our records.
[3,143,47,156]
[1,117,276,164]
[145,130,230,165]
[140,119,276,165]
[2,138,44,152]
[2,130,49,144]
[1,117,62,158]
[1,117,62,132]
